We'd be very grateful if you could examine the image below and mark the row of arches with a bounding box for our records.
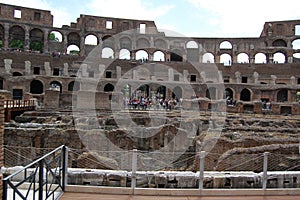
[2,24,300,63]
[29,80,79,94]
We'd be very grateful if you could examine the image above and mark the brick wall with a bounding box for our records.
[0,94,4,198]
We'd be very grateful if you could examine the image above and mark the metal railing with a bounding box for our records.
[2,145,67,200]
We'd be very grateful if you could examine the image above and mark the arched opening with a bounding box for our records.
[220,41,232,49]
[136,38,150,49]
[255,53,267,63]
[292,39,300,50]
[9,25,25,49]
[49,31,62,42]
[240,88,251,101]
[170,49,183,62]
[224,88,234,99]
[67,45,80,55]
[237,53,249,63]
[272,39,287,47]
[30,80,43,94]
[85,34,98,45]
[50,81,62,93]
[202,52,214,63]
[220,53,232,65]
[104,83,114,92]
[153,51,165,61]
[186,41,199,62]
[135,84,149,97]
[273,52,286,63]
[119,49,130,59]
[102,35,114,49]
[12,72,23,76]
[172,86,182,99]
[277,89,288,102]
[68,32,81,47]
[102,47,114,59]
[121,84,131,97]
[156,86,166,99]
[30,28,44,53]
[206,87,217,100]
[68,81,80,91]
[136,50,148,61]
[293,53,300,59]
[120,37,132,50]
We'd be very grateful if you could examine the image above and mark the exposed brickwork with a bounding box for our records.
[0,94,4,198]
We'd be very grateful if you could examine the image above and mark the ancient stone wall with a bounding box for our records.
[0,94,4,198]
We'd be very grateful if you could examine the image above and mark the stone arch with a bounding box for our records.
[240,88,251,101]
[224,88,234,100]
[9,25,25,49]
[202,52,215,63]
[68,81,80,91]
[119,36,132,50]
[136,49,148,60]
[102,35,114,48]
[12,71,23,76]
[254,52,267,63]
[67,44,80,55]
[50,80,62,93]
[220,53,232,65]
[136,84,149,97]
[293,53,300,59]
[272,39,287,47]
[102,47,114,59]
[206,87,217,100]
[153,50,165,61]
[85,34,98,45]
[172,86,183,99]
[156,85,166,99]
[277,89,288,102]
[170,49,183,61]
[237,52,249,63]
[292,39,300,50]
[30,80,44,94]
[273,52,286,63]
[49,30,63,42]
[67,32,81,47]
[186,41,199,62]
[154,39,168,49]
[104,83,114,92]
[136,37,150,49]
[119,49,130,59]
[30,28,44,52]
[220,40,232,49]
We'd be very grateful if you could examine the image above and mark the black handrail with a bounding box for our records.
[2,145,67,200]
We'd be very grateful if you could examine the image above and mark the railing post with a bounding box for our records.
[38,160,44,200]
[62,146,68,191]
[3,179,8,200]
[262,152,269,190]
[199,151,205,190]
[131,149,138,189]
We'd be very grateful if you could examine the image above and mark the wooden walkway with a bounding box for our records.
[61,193,300,200]
[3,99,35,121]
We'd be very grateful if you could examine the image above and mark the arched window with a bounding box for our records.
[220,41,232,49]
[240,88,251,101]
[30,80,43,94]
[102,47,114,59]
[202,53,214,63]
[119,49,130,59]
[237,53,249,63]
[153,51,165,61]
[273,52,286,63]
[50,81,62,93]
[104,83,114,92]
[67,45,80,55]
[277,89,288,102]
[85,34,98,45]
[255,53,267,63]
[220,53,232,65]
[136,50,148,61]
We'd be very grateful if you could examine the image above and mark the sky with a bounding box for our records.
[1,0,300,38]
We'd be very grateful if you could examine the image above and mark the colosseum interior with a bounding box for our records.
[0,2,300,180]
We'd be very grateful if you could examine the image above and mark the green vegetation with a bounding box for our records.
[9,39,23,49]
[48,32,60,42]
[30,41,43,53]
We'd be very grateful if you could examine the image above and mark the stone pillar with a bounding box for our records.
[168,68,174,81]
[44,62,51,76]
[253,71,259,84]
[24,26,30,51]
[0,94,4,198]
[24,61,31,75]
[63,63,69,76]
[183,70,188,82]
[200,72,206,83]
[80,36,85,57]
[43,30,49,54]
[4,59,12,74]
[290,76,296,85]
[116,66,121,79]
[44,90,60,109]
[81,64,88,77]
[4,23,9,49]
[235,71,241,84]
[270,75,277,85]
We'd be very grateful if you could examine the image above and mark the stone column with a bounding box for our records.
[44,62,51,76]
[4,59,12,74]
[80,36,85,57]
[4,23,9,49]
[24,61,31,75]
[235,71,241,84]
[168,68,174,81]
[43,29,49,54]
[63,63,69,76]
[0,94,4,198]
[24,26,30,51]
